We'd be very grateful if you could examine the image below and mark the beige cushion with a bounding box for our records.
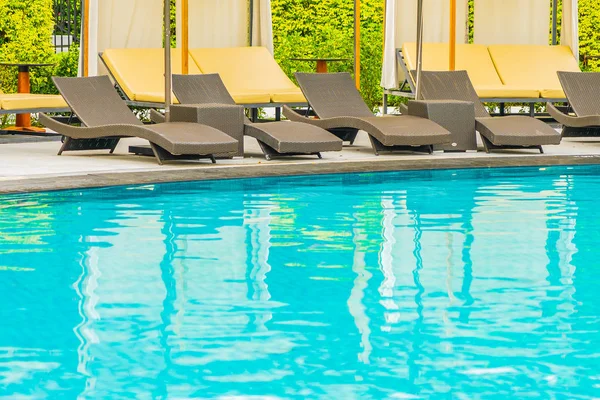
[475,85,540,99]
[0,94,67,110]
[190,47,304,104]
[271,88,306,103]
[488,45,580,99]
[402,43,504,87]
[102,48,201,103]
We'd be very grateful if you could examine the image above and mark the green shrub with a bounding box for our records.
[0,0,56,94]
[579,0,600,71]
[272,0,384,111]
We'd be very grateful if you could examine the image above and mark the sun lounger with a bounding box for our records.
[418,70,561,153]
[171,73,342,160]
[282,72,451,155]
[100,48,202,106]
[189,47,306,105]
[386,43,580,114]
[547,71,600,137]
[39,76,240,165]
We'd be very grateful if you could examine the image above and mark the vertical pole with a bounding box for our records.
[182,0,189,74]
[415,0,424,100]
[449,0,456,70]
[82,0,89,77]
[249,0,254,46]
[164,0,172,120]
[551,0,558,45]
[354,0,361,90]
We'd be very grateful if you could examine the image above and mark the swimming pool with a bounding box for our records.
[1,166,599,398]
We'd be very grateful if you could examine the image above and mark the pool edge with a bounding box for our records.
[3,154,600,194]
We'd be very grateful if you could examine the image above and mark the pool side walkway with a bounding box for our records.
[2,132,600,194]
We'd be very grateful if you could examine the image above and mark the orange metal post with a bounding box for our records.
[354,0,361,89]
[182,0,189,74]
[449,0,456,70]
[83,0,90,76]
[15,68,30,128]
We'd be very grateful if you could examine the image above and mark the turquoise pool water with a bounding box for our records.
[1,166,599,399]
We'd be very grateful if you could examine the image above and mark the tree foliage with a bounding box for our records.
[272,0,384,110]
[578,0,600,71]
[0,0,56,94]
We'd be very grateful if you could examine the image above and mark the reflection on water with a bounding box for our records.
[0,167,599,398]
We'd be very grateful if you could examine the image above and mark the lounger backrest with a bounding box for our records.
[294,72,373,119]
[488,45,580,97]
[172,73,236,105]
[53,76,142,127]
[557,71,600,117]
[189,47,296,98]
[402,43,503,87]
[417,70,490,118]
[101,48,201,103]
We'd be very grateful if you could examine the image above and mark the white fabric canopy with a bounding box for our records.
[80,0,164,76]
[473,0,549,45]
[562,0,579,60]
[175,0,273,53]
[382,0,580,90]
[381,0,469,89]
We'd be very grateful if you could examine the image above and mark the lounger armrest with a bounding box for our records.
[546,102,600,128]
[282,105,306,122]
[150,109,166,124]
[170,103,245,156]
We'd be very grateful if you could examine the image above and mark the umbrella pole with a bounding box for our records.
[164,0,172,121]
[415,0,424,100]
[82,0,89,77]
[354,0,361,90]
[182,0,189,74]
[449,0,456,70]
[551,0,558,45]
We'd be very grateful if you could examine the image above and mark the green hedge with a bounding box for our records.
[272,0,384,111]
[0,0,56,94]
[0,0,81,96]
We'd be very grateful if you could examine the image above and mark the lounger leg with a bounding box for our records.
[317,153,322,159]
[210,155,217,164]
[275,107,281,121]
[481,137,492,154]
[428,145,433,155]
[109,139,120,154]
[57,137,70,155]
[368,136,380,156]
[538,146,544,154]
[149,143,164,165]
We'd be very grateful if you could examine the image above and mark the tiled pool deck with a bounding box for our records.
[2,131,600,194]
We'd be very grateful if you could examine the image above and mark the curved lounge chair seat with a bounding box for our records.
[284,107,449,148]
[245,121,342,158]
[288,72,451,155]
[42,76,240,164]
[476,116,561,147]
[39,116,237,157]
[171,73,342,160]
[418,70,561,153]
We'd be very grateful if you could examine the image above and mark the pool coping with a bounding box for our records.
[3,154,600,194]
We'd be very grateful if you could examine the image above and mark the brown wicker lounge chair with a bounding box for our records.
[547,71,600,137]
[282,72,451,155]
[171,73,342,160]
[418,71,561,153]
[39,76,240,165]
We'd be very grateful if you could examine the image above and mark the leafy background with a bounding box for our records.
[0,0,598,109]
